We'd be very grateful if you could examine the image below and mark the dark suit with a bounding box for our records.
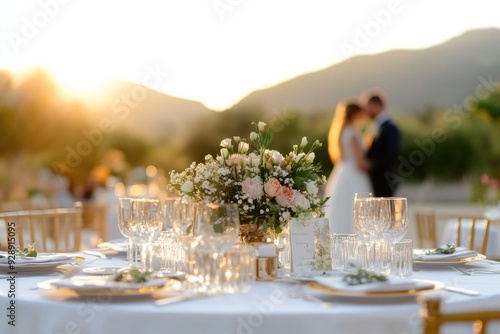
[366,119,401,197]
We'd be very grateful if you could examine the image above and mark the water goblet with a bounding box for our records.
[353,196,390,272]
[118,198,139,269]
[129,198,163,273]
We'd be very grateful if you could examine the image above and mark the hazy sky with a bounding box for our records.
[1,0,499,110]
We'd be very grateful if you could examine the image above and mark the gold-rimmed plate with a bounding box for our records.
[0,256,78,273]
[44,276,168,297]
[306,279,445,300]
[413,254,486,266]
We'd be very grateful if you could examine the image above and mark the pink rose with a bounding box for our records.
[264,178,281,197]
[275,187,296,207]
[241,177,264,199]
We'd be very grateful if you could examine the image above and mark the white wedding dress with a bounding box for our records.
[323,126,372,234]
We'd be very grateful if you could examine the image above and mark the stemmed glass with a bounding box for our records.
[118,198,139,269]
[196,203,240,293]
[353,195,390,272]
[382,197,409,250]
[129,199,163,273]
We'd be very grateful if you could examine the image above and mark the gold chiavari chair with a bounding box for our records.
[415,208,438,249]
[0,204,83,252]
[415,209,491,255]
[440,214,491,255]
[420,296,500,334]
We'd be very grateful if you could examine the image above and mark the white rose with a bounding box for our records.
[305,181,318,196]
[180,181,194,193]
[249,153,260,167]
[300,137,308,148]
[250,132,259,141]
[233,136,241,142]
[220,138,232,148]
[295,153,305,163]
[271,150,284,164]
[238,142,249,154]
[293,192,310,209]
[305,152,315,163]
[220,148,229,159]
[258,122,267,132]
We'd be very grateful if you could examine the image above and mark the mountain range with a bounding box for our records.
[94,28,500,140]
[232,28,500,114]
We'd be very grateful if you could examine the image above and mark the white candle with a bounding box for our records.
[258,244,276,257]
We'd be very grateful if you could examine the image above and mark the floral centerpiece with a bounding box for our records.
[167,122,328,241]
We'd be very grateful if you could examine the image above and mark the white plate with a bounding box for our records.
[307,279,445,300]
[48,276,167,296]
[82,267,124,275]
[0,257,76,273]
[413,254,486,266]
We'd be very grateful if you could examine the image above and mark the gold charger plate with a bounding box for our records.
[413,254,486,265]
[41,277,168,297]
[307,279,445,299]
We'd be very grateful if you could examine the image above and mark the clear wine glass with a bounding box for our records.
[382,197,409,248]
[353,196,390,272]
[129,198,163,273]
[163,197,181,232]
[118,198,139,269]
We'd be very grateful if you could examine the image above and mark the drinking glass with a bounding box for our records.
[129,199,163,273]
[390,239,413,277]
[353,196,390,272]
[118,198,139,269]
[196,203,240,293]
[163,197,181,231]
[381,197,409,248]
[330,233,358,271]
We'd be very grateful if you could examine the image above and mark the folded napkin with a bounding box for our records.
[413,247,478,261]
[98,239,127,252]
[313,276,431,293]
[0,252,72,264]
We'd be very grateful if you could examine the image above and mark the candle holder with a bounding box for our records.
[256,244,277,281]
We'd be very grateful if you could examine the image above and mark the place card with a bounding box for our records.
[288,217,331,273]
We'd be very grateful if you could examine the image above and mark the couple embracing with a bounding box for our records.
[324,90,401,234]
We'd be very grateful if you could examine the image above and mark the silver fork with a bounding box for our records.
[452,266,500,275]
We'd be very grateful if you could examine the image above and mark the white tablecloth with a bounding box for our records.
[1,254,500,334]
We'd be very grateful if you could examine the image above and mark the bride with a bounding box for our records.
[323,101,372,234]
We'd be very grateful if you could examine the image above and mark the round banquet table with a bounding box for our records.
[1,253,500,334]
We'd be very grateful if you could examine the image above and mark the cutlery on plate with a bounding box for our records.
[83,250,108,259]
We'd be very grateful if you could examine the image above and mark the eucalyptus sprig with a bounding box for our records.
[113,268,149,283]
[342,268,388,286]
[0,243,38,258]
[423,243,456,255]
[19,243,38,257]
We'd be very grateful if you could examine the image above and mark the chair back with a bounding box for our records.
[415,209,491,255]
[420,296,500,334]
[0,204,83,252]
[415,208,438,248]
[441,214,491,255]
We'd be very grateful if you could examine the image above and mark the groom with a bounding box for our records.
[362,91,401,197]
